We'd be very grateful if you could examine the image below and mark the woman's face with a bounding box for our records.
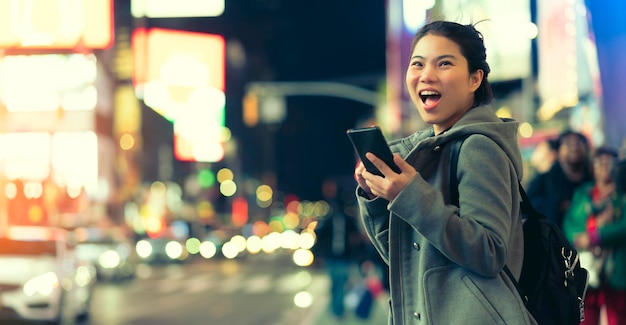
[593,154,614,184]
[406,34,483,134]
[558,134,588,165]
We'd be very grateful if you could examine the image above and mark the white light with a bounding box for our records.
[293,291,313,308]
[99,250,121,269]
[131,0,225,18]
[246,236,262,254]
[280,230,299,249]
[136,240,153,258]
[221,241,239,259]
[199,241,217,258]
[220,180,237,197]
[403,0,433,33]
[0,54,97,112]
[23,272,59,296]
[292,249,314,267]
[298,231,316,250]
[261,232,282,254]
[165,241,183,259]
[230,235,247,252]
[75,266,93,287]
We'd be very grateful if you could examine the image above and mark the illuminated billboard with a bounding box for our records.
[131,0,224,18]
[132,28,226,162]
[0,54,97,113]
[0,0,113,50]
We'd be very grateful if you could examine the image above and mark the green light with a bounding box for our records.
[197,170,215,188]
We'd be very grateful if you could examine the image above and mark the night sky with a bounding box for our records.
[131,1,388,200]
[227,1,388,200]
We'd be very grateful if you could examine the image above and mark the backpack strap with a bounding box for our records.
[448,135,528,304]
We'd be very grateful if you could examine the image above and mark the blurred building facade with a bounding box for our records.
[384,0,626,158]
[0,0,121,230]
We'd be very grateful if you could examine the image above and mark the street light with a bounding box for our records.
[243,81,381,126]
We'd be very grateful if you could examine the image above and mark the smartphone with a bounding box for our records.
[346,126,401,176]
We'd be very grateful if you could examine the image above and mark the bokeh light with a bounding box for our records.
[199,241,217,258]
[186,237,201,254]
[293,291,313,308]
[292,248,314,267]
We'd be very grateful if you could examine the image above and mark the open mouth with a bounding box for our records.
[419,90,441,106]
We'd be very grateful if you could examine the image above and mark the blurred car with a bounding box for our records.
[73,229,136,282]
[135,237,189,264]
[0,226,96,324]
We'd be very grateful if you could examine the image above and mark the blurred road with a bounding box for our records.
[67,251,387,325]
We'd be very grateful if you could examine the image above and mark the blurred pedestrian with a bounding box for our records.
[529,138,559,174]
[313,178,364,319]
[353,20,535,324]
[563,148,626,325]
[526,130,592,228]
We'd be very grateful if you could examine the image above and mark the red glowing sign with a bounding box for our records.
[132,28,224,92]
[132,28,226,162]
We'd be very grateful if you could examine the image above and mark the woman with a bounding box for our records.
[354,21,535,324]
[563,148,626,325]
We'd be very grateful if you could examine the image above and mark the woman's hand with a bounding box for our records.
[355,153,417,201]
[355,161,375,199]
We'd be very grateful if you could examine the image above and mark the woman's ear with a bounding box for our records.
[470,69,484,92]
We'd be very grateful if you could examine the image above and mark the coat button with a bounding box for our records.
[413,312,421,320]
[433,145,441,152]
[413,242,420,250]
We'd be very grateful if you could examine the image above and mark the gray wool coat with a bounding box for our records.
[357,106,537,325]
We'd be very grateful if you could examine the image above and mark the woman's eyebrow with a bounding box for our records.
[409,54,457,61]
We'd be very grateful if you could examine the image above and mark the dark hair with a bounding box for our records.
[593,146,618,159]
[612,159,626,192]
[557,130,589,149]
[410,21,493,107]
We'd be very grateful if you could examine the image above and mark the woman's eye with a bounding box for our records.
[410,61,423,67]
[439,61,452,67]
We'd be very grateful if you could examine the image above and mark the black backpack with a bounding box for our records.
[449,136,589,325]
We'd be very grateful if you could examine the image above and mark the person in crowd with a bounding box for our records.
[529,138,559,175]
[526,130,593,228]
[313,178,364,319]
[563,148,626,325]
[353,20,535,324]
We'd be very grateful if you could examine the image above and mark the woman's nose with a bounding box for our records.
[420,64,436,82]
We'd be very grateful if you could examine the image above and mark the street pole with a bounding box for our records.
[245,81,380,107]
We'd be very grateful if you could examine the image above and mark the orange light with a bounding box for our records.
[28,205,45,223]
[145,217,166,238]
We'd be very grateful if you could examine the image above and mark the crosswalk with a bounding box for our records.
[126,261,328,297]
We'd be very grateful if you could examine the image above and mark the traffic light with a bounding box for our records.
[243,93,259,127]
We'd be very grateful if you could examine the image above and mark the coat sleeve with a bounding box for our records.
[357,189,391,264]
[388,134,517,277]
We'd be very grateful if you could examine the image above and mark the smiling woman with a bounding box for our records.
[354,20,537,324]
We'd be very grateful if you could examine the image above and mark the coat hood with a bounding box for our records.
[391,105,523,180]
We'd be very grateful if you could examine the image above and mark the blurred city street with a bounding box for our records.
[78,251,387,325]
[1,0,626,324]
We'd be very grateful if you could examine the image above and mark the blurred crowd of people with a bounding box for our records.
[527,130,626,325]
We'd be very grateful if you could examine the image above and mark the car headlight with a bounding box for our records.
[165,241,183,259]
[99,250,121,269]
[136,240,153,259]
[23,272,59,296]
[75,266,94,287]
